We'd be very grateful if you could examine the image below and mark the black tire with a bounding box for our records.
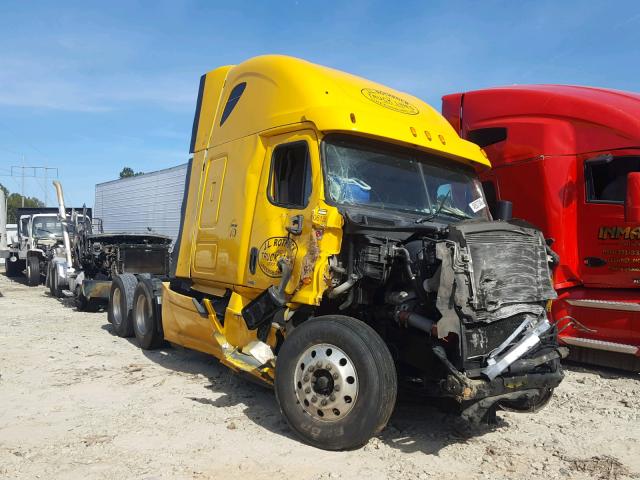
[26,256,40,286]
[275,315,397,451]
[499,387,554,413]
[108,273,138,337]
[49,263,64,298]
[75,287,88,311]
[5,259,21,277]
[132,278,165,349]
[45,261,52,288]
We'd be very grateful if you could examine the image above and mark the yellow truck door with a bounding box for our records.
[247,129,320,294]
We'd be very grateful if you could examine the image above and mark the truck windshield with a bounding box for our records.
[32,217,63,238]
[322,136,489,221]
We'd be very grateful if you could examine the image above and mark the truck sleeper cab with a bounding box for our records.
[442,85,640,371]
[109,56,564,450]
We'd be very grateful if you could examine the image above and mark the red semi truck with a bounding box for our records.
[442,85,640,370]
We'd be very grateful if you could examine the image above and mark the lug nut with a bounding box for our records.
[332,373,339,380]
[303,375,309,382]
[326,364,332,371]
[321,399,328,406]
[329,394,336,401]
[311,396,317,403]
[308,366,315,372]
[305,387,311,394]
[316,361,322,369]
[334,385,340,392]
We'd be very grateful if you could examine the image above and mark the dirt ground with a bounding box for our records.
[0,269,639,480]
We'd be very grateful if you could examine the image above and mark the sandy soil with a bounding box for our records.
[0,269,639,480]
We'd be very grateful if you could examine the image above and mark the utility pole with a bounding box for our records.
[21,157,25,207]
[9,165,59,206]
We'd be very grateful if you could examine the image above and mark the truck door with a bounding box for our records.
[579,152,640,287]
[578,152,640,342]
[18,215,30,258]
[247,130,319,293]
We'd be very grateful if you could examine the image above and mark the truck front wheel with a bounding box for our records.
[108,273,138,337]
[275,315,397,451]
[49,263,63,298]
[26,256,40,286]
[132,278,164,350]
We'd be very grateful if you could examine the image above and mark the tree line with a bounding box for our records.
[0,183,45,223]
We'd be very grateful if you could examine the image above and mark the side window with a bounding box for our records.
[269,142,312,208]
[219,82,246,126]
[20,218,29,237]
[586,156,640,203]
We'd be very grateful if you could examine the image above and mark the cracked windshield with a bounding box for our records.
[323,137,489,221]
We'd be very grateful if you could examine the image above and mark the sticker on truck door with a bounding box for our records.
[258,237,298,277]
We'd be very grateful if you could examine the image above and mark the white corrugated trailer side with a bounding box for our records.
[94,164,188,242]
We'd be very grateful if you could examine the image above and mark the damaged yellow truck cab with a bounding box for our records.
[139,55,564,450]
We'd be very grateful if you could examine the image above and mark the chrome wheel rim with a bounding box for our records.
[294,343,358,422]
[135,293,149,335]
[112,288,122,326]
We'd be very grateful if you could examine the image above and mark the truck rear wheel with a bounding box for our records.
[108,273,138,337]
[26,256,40,286]
[132,278,164,349]
[275,315,397,451]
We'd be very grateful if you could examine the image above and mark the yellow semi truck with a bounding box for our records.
[108,55,565,450]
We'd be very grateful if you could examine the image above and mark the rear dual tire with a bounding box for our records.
[108,273,138,337]
[132,278,165,350]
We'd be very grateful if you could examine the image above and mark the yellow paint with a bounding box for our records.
[162,55,490,382]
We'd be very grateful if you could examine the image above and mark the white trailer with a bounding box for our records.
[94,164,188,243]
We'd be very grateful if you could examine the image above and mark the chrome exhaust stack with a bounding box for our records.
[53,181,74,274]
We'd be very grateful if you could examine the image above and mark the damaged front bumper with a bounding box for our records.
[433,329,568,421]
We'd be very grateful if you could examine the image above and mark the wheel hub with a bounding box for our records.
[135,294,149,335]
[294,343,358,422]
[112,288,122,325]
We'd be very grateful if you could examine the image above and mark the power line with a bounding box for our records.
[8,165,59,207]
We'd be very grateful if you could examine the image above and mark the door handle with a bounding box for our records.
[286,215,304,236]
[584,257,607,267]
[249,247,258,274]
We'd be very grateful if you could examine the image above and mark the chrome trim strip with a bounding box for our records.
[566,299,640,312]
[562,336,639,355]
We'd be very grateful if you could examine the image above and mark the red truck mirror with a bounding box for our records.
[625,172,640,223]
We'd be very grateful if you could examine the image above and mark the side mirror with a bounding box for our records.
[495,200,513,221]
[625,172,640,223]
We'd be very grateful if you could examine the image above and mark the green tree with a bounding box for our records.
[6,193,45,223]
[119,166,144,178]
[0,183,46,222]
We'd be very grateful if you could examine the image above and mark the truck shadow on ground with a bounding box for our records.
[100,321,505,455]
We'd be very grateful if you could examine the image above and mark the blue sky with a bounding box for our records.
[1,0,639,207]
